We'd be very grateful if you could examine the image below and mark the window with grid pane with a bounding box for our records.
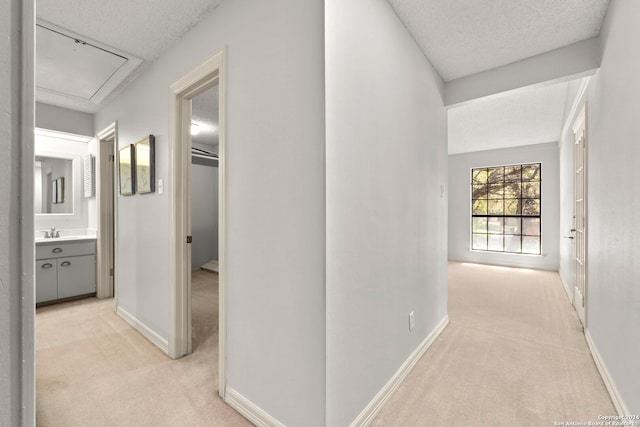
[471,163,541,255]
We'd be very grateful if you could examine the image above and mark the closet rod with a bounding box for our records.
[191,147,219,159]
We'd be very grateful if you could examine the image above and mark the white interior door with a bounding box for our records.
[96,124,117,299]
[572,106,587,325]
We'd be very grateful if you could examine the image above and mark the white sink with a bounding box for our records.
[36,235,96,243]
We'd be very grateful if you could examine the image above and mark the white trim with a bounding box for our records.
[448,257,558,272]
[585,328,629,416]
[96,122,117,301]
[217,49,228,399]
[168,49,227,398]
[560,77,591,146]
[116,306,169,355]
[34,127,93,143]
[224,387,285,427]
[350,315,450,427]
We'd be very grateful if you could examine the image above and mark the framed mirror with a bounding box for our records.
[35,155,73,214]
[135,135,155,194]
[118,144,135,196]
[34,129,91,231]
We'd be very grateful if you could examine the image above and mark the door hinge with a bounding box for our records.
[110,268,114,277]
[186,236,193,244]
[109,154,115,162]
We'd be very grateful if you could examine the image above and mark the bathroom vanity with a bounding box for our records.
[36,237,96,305]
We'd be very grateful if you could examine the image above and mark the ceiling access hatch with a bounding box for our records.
[36,21,143,112]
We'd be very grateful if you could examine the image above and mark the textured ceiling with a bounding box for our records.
[386,0,610,81]
[448,81,570,154]
[36,0,223,112]
[37,0,223,61]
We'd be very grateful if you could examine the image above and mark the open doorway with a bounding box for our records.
[190,85,220,358]
[168,49,227,397]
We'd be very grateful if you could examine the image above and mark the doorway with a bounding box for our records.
[168,49,227,397]
[190,85,220,360]
[572,105,587,325]
[96,123,117,302]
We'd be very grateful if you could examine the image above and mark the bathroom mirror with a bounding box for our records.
[35,155,73,214]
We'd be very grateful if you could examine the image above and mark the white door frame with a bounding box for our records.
[96,123,118,302]
[168,49,227,397]
[572,105,587,326]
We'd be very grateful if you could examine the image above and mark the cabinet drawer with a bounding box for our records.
[57,255,96,299]
[36,241,95,260]
[36,260,58,303]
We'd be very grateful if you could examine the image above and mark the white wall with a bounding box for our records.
[580,0,640,414]
[325,0,448,424]
[0,3,22,424]
[191,162,218,269]
[449,143,560,270]
[95,0,326,424]
[0,0,35,424]
[36,102,94,137]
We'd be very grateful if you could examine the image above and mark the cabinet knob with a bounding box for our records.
[60,261,71,267]
[41,263,53,269]
[52,248,63,253]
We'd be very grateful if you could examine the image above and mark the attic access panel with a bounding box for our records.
[35,22,142,109]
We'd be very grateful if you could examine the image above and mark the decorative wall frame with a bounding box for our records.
[135,135,155,194]
[55,177,64,203]
[118,144,135,196]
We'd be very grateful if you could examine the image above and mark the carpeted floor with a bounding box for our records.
[37,263,615,426]
[36,269,251,427]
[372,262,616,426]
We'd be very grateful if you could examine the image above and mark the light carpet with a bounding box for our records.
[36,269,251,427]
[372,262,616,426]
[37,263,616,426]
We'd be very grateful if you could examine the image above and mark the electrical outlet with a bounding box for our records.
[157,179,164,194]
[409,311,415,331]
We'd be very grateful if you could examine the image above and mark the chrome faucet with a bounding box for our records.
[49,226,59,238]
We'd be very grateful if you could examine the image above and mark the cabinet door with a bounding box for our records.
[57,255,96,299]
[36,260,58,303]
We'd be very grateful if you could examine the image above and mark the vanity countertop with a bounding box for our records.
[36,236,97,245]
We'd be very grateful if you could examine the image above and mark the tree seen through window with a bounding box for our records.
[471,163,541,254]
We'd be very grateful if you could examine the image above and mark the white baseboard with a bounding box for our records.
[225,387,285,427]
[448,257,557,271]
[116,306,169,355]
[558,271,573,303]
[585,328,629,415]
[350,315,450,427]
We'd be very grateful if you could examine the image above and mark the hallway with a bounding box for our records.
[34,263,615,425]
[373,262,615,426]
